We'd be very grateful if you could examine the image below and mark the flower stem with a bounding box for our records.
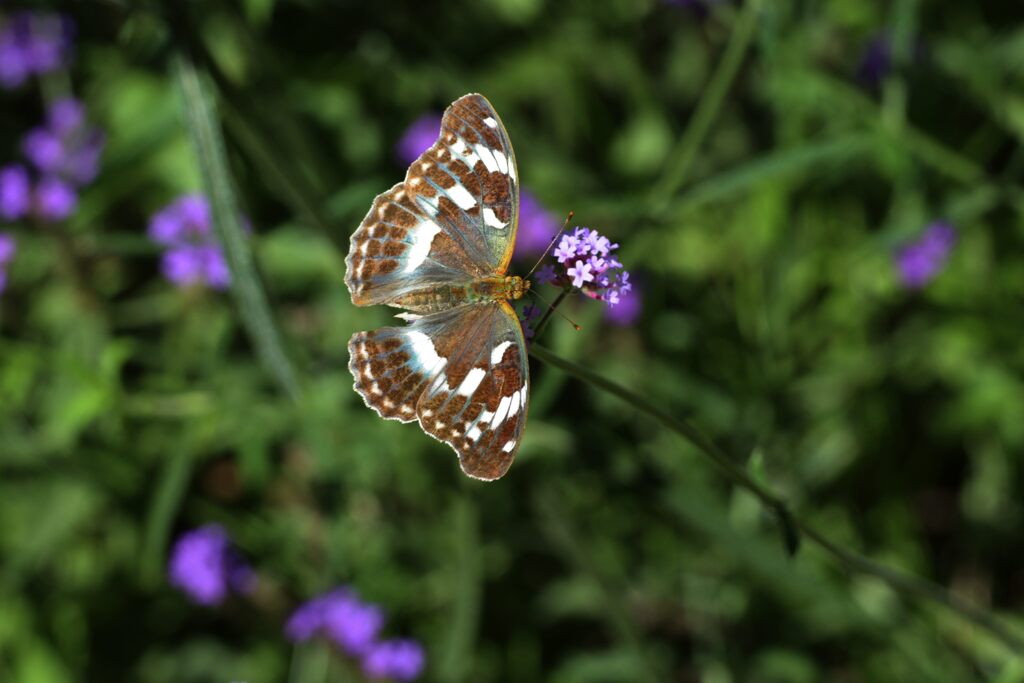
[528,343,1024,655]
[532,288,571,340]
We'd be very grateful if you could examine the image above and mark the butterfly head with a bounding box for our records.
[504,275,530,301]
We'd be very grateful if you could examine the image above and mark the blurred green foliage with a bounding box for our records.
[1,0,1024,681]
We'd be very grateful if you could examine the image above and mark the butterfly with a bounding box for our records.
[344,93,530,481]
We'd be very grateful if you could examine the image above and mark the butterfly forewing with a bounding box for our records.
[348,302,528,480]
[345,94,520,306]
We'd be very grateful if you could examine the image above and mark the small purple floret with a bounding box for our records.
[34,176,77,221]
[167,524,253,606]
[0,165,31,220]
[148,195,233,289]
[895,222,956,288]
[362,639,426,681]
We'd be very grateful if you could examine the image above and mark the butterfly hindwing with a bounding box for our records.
[415,302,528,481]
[348,302,529,481]
[345,94,519,305]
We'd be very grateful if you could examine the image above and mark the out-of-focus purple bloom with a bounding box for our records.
[605,281,641,326]
[149,195,233,290]
[285,587,384,656]
[362,639,426,681]
[0,165,31,220]
[895,222,956,288]
[0,232,15,294]
[0,12,73,89]
[168,524,254,606]
[22,97,105,186]
[324,593,384,656]
[513,190,561,259]
[396,113,443,165]
[33,175,76,221]
[857,34,892,88]
[538,226,633,313]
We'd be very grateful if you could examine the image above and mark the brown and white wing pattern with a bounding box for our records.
[345,94,520,306]
[348,302,529,481]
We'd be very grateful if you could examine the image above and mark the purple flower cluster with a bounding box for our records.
[0,12,73,89]
[0,233,16,293]
[168,525,255,606]
[148,195,232,290]
[0,98,104,223]
[540,227,633,307]
[286,587,425,681]
[394,111,561,261]
[895,222,956,289]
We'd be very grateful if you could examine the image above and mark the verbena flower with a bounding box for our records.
[167,524,254,606]
[22,97,105,186]
[519,303,541,341]
[0,232,16,294]
[286,587,424,679]
[362,639,426,682]
[0,12,74,89]
[396,113,443,165]
[540,226,633,310]
[605,282,641,326]
[148,194,232,290]
[0,165,31,220]
[285,587,384,656]
[34,175,77,221]
[895,222,956,288]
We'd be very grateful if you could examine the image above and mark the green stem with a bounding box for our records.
[648,0,761,211]
[532,288,571,340]
[528,344,1024,655]
[174,53,302,402]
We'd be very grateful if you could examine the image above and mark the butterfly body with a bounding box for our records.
[390,276,530,314]
[345,94,531,481]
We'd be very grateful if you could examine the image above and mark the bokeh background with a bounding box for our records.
[2,0,1024,681]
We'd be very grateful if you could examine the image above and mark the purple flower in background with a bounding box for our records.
[539,226,633,312]
[168,524,254,606]
[362,639,426,681]
[895,222,956,288]
[0,12,73,89]
[513,190,561,259]
[605,281,642,326]
[518,303,542,341]
[0,165,31,220]
[33,175,77,221]
[148,195,233,290]
[396,113,443,165]
[0,232,16,294]
[285,588,384,656]
[856,34,892,88]
[22,97,105,186]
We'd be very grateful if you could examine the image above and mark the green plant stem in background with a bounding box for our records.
[175,53,302,402]
[528,344,1024,656]
[648,0,762,213]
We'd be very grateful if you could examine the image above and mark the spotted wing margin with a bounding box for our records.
[345,93,520,306]
[347,302,529,480]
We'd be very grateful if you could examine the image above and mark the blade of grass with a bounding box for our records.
[174,53,301,402]
[437,492,483,683]
[648,0,762,213]
[529,343,1024,657]
[140,445,193,586]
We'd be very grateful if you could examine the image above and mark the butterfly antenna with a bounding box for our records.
[529,288,581,332]
[525,210,574,279]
